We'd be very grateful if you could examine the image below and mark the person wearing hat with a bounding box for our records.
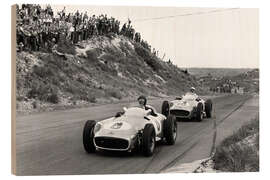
[137,95,147,109]
[190,87,196,94]
[189,87,199,100]
[115,95,156,118]
[137,95,157,116]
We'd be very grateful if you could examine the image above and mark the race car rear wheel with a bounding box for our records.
[83,120,96,153]
[162,100,170,117]
[196,103,203,122]
[205,99,213,118]
[164,115,177,145]
[142,124,156,157]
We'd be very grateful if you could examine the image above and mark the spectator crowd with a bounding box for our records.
[16,4,153,53]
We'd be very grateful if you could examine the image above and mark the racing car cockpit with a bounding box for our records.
[114,105,157,118]
[182,92,199,101]
[145,105,158,117]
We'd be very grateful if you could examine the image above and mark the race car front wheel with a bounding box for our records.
[205,99,213,118]
[196,103,203,122]
[161,100,170,117]
[142,124,156,157]
[164,115,177,145]
[83,120,96,153]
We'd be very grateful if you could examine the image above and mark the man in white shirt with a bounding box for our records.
[184,87,199,100]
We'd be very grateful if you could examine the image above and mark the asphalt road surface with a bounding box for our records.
[15,94,258,175]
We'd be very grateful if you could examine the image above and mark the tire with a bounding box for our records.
[205,99,213,118]
[83,120,96,153]
[196,103,203,122]
[163,115,177,145]
[161,100,170,117]
[142,124,156,157]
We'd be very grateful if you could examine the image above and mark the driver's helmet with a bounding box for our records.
[137,95,147,106]
[190,87,196,93]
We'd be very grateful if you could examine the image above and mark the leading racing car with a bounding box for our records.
[161,92,213,122]
[83,105,177,157]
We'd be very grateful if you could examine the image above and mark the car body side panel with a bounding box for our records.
[92,107,166,151]
[147,113,165,136]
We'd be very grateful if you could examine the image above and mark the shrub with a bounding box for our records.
[16,95,24,101]
[213,116,259,172]
[119,41,130,55]
[32,101,37,109]
[213,142,259,172]
[218,117,259,148]
[86,49,100,62]
[106,89,122,99]
[50,76,60,86]
[134,43,149,59]
[33,65,54,78]
[125,63,139,76]
[27,81,59,104]
[47,92,59,104]
[88,96,97,103]
[106,32,116,39]
[72,92,97,103]
[105,47,124,58]
[101,53,118,62]
[134,44,162,71]
[95,61,117,76]
[66,82,81,94]
[56,40,76,55]
[183,69,189,74]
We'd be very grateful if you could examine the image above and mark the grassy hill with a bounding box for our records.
[16,34,203,113]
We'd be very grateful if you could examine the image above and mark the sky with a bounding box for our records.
[42,5,259,68]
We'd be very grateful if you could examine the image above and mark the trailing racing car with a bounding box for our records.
[161,92,213,122]
[83,105,177,157]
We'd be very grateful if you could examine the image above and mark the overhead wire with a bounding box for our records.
[133,8,240,22]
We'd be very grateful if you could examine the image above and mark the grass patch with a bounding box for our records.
[134,43,163,72]
[56,39,76,55]
[86,49,101,62]
[33,65,54,78]
[213,116,259,172]
[27,80,59,104]
[105,89,122,99]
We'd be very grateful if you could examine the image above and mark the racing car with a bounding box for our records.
[161,92,213,122]
[83,105,177,157]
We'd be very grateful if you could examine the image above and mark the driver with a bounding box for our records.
[137,95,147,109]
[190,87,196,94]
[189,87,199,100]
[190,87,198,95]
[137,95,157,116]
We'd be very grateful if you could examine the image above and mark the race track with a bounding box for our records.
[15,94,259,175]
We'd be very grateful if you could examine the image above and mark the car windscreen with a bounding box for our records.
[182,94,196,101]
[124,107,147,118]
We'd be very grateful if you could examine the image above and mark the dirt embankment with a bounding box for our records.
[16,35,204,114]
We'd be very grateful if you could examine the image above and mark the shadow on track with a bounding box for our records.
[86,140,168,158]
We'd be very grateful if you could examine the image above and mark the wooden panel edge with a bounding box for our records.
[11,4,17,175]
